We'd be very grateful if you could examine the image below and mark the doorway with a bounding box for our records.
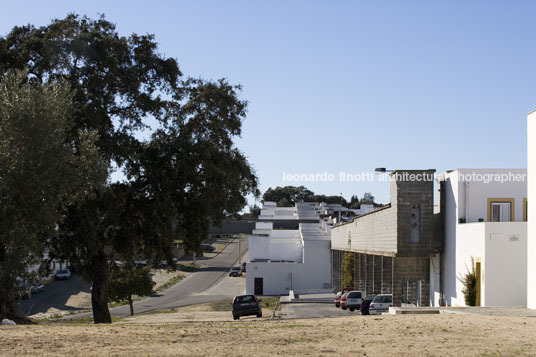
[254,277,263,295]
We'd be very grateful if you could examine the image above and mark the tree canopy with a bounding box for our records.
[0,14,258,323]
[262,186,378,208]
[0,70,106,321]
[109,264,155,316]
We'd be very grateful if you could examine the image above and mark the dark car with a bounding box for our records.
[360,294,376,315]
[241,262,246,273]
[201,243,215,252]
[232,294,262,320]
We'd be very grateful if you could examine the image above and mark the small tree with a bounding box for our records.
[458,258,477,306]
[342,253,355,289]
[109,264,155,316]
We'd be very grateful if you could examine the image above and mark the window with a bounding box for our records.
[487,198,515,222]
[410,204,420,243]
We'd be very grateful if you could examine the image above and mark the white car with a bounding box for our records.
[369,294,393,315]
[54,269,71,280]
[345,291,363,312]
[229,266,242,277]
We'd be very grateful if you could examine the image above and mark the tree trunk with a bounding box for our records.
[0,279,15,319]
[0,273,30,324]
[128,296,134,316]
[91,249,111,324]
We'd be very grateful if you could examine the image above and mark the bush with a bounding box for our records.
[342,253,355,289]
[458,258,477,306]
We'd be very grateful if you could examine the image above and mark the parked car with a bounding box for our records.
[201,243,215,252]
[134,259,148,267]
[369,294,393,315]
[340,291,350,310]
[232,294,262,320]
[334,291,343,307]
[54,269,71,280]
[241,262,247,273]
[360,294,376,315]
[229,266,242,277]
[345,291,363,311]
[30,281,45,293]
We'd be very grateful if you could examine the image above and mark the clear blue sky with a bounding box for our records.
[1,0,534,204]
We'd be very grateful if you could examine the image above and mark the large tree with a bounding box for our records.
[262,186,349,207]
[0,70,105,321]
[263,186,315,206]
[0,15,257,323]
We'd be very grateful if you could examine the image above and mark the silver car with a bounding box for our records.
[54,269,71,280]
[229,266,242,277]
[345,290,363,312]
[369,294,393,315]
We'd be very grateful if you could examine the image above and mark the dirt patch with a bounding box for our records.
[3,313,536,356]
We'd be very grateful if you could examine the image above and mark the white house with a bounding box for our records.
[246,202,332,295]
[440,169,527,307]
[527,110,536,309]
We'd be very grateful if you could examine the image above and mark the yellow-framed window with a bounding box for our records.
[487,198,515,222]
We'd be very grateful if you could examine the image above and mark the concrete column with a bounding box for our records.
[528,110,536,309]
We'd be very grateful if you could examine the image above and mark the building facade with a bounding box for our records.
[331,170,440,307]
[246,201,332,295]
[528,110,536,310]
[440,169,527,307]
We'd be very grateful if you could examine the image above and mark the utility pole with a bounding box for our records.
[238,235,241,264]
[339,192,343,223]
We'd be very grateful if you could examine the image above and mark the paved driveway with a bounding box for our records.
[281,302,361,319]
[17,274,91,316]
[19,236,248,318]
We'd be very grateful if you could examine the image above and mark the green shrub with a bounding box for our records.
[458,258,477,306]
[342,252,355,289]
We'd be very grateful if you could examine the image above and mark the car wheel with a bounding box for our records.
[233,315,239,320]
[349,308,354,312]
[341,307,347,310]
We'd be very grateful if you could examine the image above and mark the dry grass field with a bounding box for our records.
[2,312,536,356]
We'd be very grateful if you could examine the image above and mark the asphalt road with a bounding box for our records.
[18,236,247,318]
[17,274,91,316]
[109,237,248,317]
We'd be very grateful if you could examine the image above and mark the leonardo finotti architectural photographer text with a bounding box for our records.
[282,171,526,183]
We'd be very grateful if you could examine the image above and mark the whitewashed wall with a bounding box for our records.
[450,222,486,307]
[445,222,527,307]
[528,111,536,309]
[331,206,397,254]
[484,222,527,306]
[246,240,331,295]
[446,169,527,223]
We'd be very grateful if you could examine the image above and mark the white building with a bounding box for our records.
[528,110,536,309]
[246,202,332,295]
[440,169,527,307]
[258,201,377,223]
